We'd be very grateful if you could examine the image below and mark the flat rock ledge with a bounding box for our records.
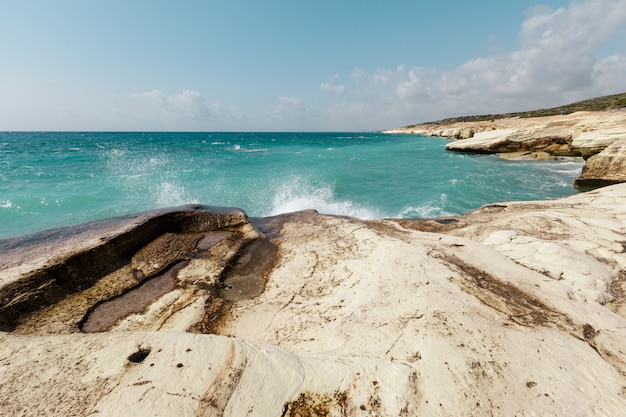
[385,110,626,190]
[2,186,626,416]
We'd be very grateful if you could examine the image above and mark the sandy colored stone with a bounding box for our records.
[385,111,626,159]
[575,140,626,190]
[499,151,556,160]
[385,109,626,188]
[2,188,626,415]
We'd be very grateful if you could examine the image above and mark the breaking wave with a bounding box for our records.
[268,176,379,219]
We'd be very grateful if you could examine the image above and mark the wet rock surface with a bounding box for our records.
[0,205,271,334]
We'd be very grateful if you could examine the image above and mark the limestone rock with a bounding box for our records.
[387,110,626,159]
[0,331,421,416]
[575,140,626,190]
[397,183,626,316]
[444,124,578,156]
[571,114,626,159]
[386,110,626,190]
[2,188,626,415]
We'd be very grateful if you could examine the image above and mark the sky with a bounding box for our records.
[1,0,625,131]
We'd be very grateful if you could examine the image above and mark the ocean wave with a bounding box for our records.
[241,148,269,153]
[550,168,584,176]
[396,194,455,218]
[268,176,378,219]
[0,200,14,209]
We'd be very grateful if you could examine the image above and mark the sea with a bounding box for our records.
[0,131,584,239]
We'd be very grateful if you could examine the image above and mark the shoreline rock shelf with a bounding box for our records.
[575,140,626,190]
[2,185,626,415]
[384,110,626,190]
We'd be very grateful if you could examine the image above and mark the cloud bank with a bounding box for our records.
[27,0,622,131]
[138,89,221,121]
[116,0,626,131]
[322,0,626,128]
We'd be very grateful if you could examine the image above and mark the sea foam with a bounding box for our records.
[269,176,378,219]
[0,131,585,239]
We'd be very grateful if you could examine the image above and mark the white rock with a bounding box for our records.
[3,187,626,415]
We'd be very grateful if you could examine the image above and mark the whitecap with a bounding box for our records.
[397,194,454,218]
[269,176,378,219]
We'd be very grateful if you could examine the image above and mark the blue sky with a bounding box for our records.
[1,0,625,131]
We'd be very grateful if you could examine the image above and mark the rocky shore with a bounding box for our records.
[2,107,626,415]
[2,183,626,415]
[384,109,626,190]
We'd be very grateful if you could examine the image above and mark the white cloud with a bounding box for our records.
[135,89,242,124]
[320,73,345,95]
[142,89,167,100]
[140,89,214,119]
[269,96,310,120]
[328,0,626,127]
[167,90,213,119]
[439,0,625,106]
[351,68,366,85]
[594,54,626,91]
[395,67,431,100]
[373,67,393,86]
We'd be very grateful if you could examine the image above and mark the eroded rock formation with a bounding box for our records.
[2,187,626,415]
[575,140,626,191]
[385,110,626,189]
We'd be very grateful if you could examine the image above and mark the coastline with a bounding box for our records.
[384,109,626,190]
[1,131,584,239]
[2,108,626,414]
[2,182,626,414]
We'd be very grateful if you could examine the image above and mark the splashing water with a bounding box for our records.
[0,131,584,238]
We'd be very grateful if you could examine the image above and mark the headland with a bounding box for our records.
[384,93,626,191]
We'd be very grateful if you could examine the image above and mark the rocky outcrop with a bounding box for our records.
[385,110,626,189]
[2,189,626,415]
[572,127,626,159]
[446,128,579,156]
[0,205,262,333]
[575,140,626,190]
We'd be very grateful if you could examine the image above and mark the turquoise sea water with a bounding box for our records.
[1,131,583,239]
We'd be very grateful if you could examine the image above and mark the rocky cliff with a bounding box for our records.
[575,140,626,190]
[385,110,626,189]
[2,187,626,415]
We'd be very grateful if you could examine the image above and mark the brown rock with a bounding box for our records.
[575,140,626,190]
[499,151,556,160]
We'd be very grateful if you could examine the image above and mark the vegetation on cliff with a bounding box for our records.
[405,91,626,128]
